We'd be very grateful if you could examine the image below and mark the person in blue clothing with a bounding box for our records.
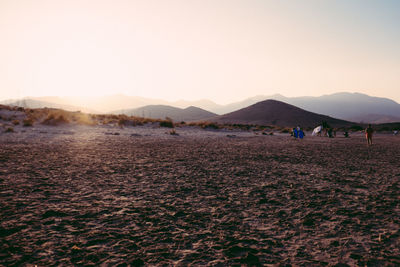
[292,127,298,138]
[298,128,304,139]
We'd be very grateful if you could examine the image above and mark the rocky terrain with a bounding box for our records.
[0,125,399,265]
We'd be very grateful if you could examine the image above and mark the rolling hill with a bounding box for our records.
[1,98,96,113]
[112,105,217,122]
[211,99,355,128]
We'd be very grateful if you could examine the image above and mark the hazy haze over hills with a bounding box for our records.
[112,105,217,122]
[206,92,400,123]
[269,93,400,122]
[2,92,400,123]
[1,98,97,113]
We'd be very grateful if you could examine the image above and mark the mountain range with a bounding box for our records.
[2,92,400,123]
[0,98,97,114]
[113,105,216,122]
[268,93,400,123]
[198,93,400,122]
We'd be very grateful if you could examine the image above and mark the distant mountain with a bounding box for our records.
[269,93,400,123]
[209,92,400,123]
[2,95,223,114]
[211,99,355,128]
[32,95,172,113]
[1,98,95,113]
[171,99,222,111]
[347,114,400,124]
[113,105,217,122]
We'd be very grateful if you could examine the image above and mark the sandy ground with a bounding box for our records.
[0,125,399,266]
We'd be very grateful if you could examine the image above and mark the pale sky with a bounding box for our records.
[0,0,399,104]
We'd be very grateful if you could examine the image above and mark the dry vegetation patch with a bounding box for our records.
[4,127,14,133]
[22,118,34,127]
[42,114,70,126]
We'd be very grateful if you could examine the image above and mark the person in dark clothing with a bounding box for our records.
[365,124,374,145]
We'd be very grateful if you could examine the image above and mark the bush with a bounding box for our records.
[349,125,363,131]
[5,127,14,133]
[202,122,220,130]
[12,120,19,125]
[232,124,252,130]
[160,120,174,128]
[118,118,128,127]
[42,114,70,126]
[23,118,34,127]
[170,129,179,135]
[117,116,139,127]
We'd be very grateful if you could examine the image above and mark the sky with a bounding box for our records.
[0,0,399,104]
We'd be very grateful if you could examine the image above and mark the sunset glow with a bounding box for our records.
[1,0,399,103]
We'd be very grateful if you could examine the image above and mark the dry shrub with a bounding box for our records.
[41,110,96,125]
[202,122,220,129]
[117,115,155,127]
[117,115,136,127]
[170,129,179,135]
[94,114,160,126]
[12,120,19,125]
[23,118,34,127]
[118,117,127,127]
[160,120,174,128]
[93,114,160,126]
[187,121,220,129]
[349,125,363,132]
[233,124,253,130]
[73,113,95,125]
[42,114,70,126]
[5,127,14,133]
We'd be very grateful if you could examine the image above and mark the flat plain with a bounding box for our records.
[0,126,399,266]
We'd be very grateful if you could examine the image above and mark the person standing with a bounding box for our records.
[292,127,298,138]
[298,128,304,139]
[365,124,374,145]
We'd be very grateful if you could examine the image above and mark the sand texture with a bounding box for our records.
[1,126,399,266]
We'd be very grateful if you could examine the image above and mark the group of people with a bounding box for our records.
[291,126,305,139]
[293,123,376,146]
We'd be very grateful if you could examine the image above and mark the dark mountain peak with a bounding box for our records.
[254,99,294,106]
[212,99,353,128]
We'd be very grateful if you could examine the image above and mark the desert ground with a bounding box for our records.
[0,124,399,266]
